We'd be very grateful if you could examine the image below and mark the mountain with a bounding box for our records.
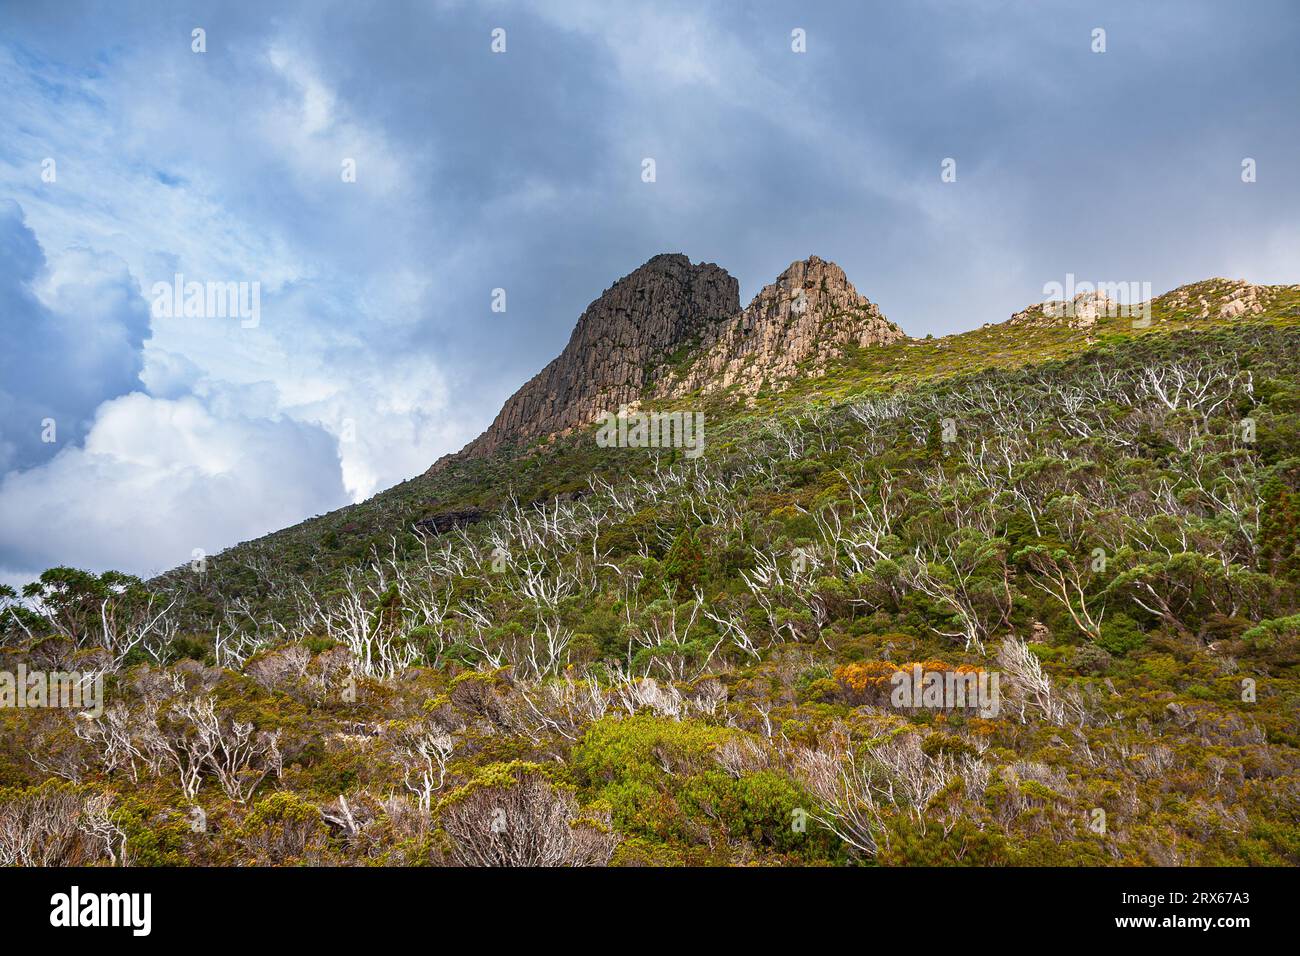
[445,253,902,465]
[450,254,1298,472]
[656,255,903,398]
[162,264,1300,580]
[455,253,738,461]
[9,259,1300,869]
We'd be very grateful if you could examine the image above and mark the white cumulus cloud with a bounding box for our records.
[0,393,349,580]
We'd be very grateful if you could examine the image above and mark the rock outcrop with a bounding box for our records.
[1007,278,1300,332]
[447,253,902,465]
[413,506,487,537]
[1160,278,1285,321]
[1008,290,1120,331]
[657,255,902,398]
[459,253,739,458]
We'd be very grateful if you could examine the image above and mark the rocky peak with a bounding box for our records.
[566,253,737,353]
[748,255,872,328]
[656,255,904,398]
[443,254,904,466]
[457,253,739,459]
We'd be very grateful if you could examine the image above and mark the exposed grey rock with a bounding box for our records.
[413,506,487,536]
[1161,278,1275,320]
[1009,290,1118,331]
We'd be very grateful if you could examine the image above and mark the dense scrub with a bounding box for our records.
[2,321,1299,866]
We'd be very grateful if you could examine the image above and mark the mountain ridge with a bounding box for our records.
[438,253,1299,472]
[147,263,1300,585]
[439,253,903,469]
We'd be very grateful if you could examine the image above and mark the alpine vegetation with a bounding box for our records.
[3,256,1299,869]
[2,2,1299,882]
[594,406,706,458]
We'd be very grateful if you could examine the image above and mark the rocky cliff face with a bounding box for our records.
[448,253,902,464]
[657,255,902,398]
[458,253,739,459]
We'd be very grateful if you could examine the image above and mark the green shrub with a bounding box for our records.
[1098,612,1147,656]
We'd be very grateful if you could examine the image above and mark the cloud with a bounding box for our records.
[0,392,348,579]
[0,199,357,583]
[283,351,476,501]
[0,200,150,472]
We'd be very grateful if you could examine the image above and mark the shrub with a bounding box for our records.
[437,761,616,867]
[1070,643,1113,676]
[0,781,121,866]
[236,791,329,864]
[1098,612,1147,656]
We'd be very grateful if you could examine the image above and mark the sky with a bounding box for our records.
[1,0,1298,584]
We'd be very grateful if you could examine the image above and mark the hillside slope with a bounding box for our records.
[5,267,1299,867]
[169,270,1300,597]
